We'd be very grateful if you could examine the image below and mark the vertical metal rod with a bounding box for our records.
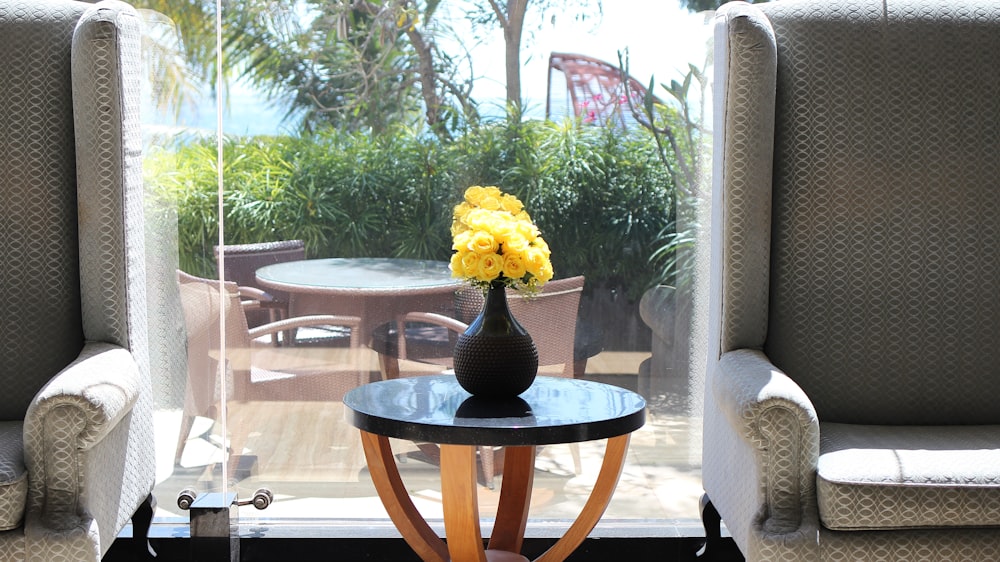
[214,0,229,495]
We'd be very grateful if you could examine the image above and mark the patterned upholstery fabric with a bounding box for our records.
[70,6,156,554]
[0,0,154,560]
[0,423,26,531]
[818,423,1000,530]
[817,527,1000,560]
[705,0,1000,559]
[0,0,87,422]
[763,0,1000,426]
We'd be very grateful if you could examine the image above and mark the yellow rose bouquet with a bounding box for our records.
[449,185,554,293]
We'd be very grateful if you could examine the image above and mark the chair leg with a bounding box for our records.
[174,414,197,465]
[698,493,723,559]
[131,493,157,559]
[377,352,401,380]
[479,446,496,490]
[570,443,582,475]
[226,424,254,483]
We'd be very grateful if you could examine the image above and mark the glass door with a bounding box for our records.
[138,0,714,542]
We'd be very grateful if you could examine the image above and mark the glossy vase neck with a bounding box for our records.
[468,281,528,336]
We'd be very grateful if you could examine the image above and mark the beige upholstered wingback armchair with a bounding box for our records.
[0,0,155,559]
[703,1,1000,560]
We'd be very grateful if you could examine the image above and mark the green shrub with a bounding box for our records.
[447,115,674,298]
[147,115,675,299]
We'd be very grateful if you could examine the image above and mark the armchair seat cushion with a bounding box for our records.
[818,423,1000,531]
[0,421,27,531]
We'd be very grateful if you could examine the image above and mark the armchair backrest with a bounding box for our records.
[214,240,307,285]
[714,0,1000,424]
[213,239,306,327]
[0,0,146,421]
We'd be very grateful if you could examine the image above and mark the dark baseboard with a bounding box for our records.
[105,535,743,561]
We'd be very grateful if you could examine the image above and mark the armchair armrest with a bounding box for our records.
[396,312,467,361]
[711,348,820,533]
[248,314,362,348]
[400,311,467,332]
[369,312,467,379]
[237,284,284,311]
[23,341,140,529]
[237,285,273,304]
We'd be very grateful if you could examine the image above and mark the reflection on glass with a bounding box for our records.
[140,0,713,535]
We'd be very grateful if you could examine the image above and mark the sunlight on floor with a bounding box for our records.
[152,349,704,528]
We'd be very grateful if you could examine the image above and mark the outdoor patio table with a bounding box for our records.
[255,257,462,344]
[343,375,646,562]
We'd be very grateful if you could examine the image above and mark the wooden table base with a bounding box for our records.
[359,430,631,562]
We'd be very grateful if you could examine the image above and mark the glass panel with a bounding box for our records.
[138,0,715,537]
[138,2,226,528]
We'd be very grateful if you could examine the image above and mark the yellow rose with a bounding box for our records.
[533,237,551,256]
[460,252,480,276]
[452,230,472,251]
[515,219,540,241]
[536,262,554,284]
[467,230,499,255]
[453,202,472,220]
[524,246,549,276]
[479,194,502,211]
[502,233,529,255]
[500,193,523,215]
[464,185,502,207]
[482,185,502,198]
[453,185,551,290]
[477,253,504,281]
[449,251,466,278]
[462,208,493,232]
[489,214,517,244]
[452,203,473,237]
[503,253,527,280]
[464,185,485,205]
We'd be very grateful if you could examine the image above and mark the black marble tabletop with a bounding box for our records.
[343,375,646,446]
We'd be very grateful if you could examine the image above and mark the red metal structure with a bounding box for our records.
[546,51,658,128]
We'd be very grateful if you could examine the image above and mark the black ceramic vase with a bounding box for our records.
[453,281,539,398]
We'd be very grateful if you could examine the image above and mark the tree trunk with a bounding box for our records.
[504,0,528,106]
[489,0,529,107]
[405,27,451,140]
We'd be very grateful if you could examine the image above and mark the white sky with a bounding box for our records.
[448,1,716,119]
[174,1,716,134]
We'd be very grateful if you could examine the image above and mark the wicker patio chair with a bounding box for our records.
[174,271,365,471]
[214,239,306,344]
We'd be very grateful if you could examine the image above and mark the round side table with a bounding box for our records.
[344,375,646,562]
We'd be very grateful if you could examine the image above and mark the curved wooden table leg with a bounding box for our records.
[360,431,449,562]
[489,446,535,554]
[533,435,631,562]
[362,430,631,562]
[440,444,488,562]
